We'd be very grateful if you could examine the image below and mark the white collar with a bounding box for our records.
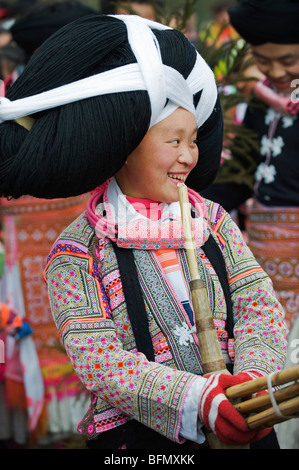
[105,176,182,224]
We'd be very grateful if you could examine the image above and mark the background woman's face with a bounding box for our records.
[251,43,299,95]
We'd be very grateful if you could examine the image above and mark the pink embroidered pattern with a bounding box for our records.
[87,182,210,250]
[44,195,288,440]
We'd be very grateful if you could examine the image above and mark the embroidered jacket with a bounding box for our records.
[245,100,299,207]
[44,197,288,441]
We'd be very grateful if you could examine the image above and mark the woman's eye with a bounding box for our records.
[254,57,268,65]
[282,59,297,66]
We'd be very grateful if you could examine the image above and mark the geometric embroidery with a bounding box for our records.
[44,205,288,440]
[45,251,109,340]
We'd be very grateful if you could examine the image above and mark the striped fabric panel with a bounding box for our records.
[155,248,194,325]
[155,248,179,274]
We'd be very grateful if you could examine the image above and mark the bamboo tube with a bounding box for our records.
[235,381,299,415]
[226,365,299,400]
[246,396,299,429]
[177,183,228,376]
[177,183,249,450]
[177,183,299,436]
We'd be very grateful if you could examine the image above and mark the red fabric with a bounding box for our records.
[0,9,10,19]
[198,372,272,445]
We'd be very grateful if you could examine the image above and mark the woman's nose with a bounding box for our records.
[178,147,197,166]
[268,61,286,80]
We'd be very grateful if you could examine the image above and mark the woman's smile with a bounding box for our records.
[167,173,188,183]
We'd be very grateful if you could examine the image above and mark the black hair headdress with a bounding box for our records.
[11,0,97,60]
[0,14,222,199]
[228,0,299,45]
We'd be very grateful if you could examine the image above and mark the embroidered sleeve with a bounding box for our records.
[44,243,197,442]
[212,206,288,375]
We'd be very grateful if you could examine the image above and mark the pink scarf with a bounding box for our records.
[86,180,210,250]
[254,78,299,116]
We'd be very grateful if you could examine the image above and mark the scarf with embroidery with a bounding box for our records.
[87,177,210,250]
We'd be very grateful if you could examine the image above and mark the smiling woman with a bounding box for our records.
[251,43,299,95]
[0,13,288,450]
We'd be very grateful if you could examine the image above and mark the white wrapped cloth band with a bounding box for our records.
[0,15,217,129]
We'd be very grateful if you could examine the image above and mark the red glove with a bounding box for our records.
[198,372,271,446]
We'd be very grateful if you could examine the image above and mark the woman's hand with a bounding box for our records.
[198,372,272,445]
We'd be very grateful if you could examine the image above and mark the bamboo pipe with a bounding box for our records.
[177,183,299,435]
[226,365,299,400]
[227,366,299,430]
[177,184,249,449]
[177,183,228,376]
[246,395,299,429]
[235,381,299,415]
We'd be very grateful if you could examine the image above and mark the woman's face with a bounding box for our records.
[251,43,299,95]
[115,107,198,203]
